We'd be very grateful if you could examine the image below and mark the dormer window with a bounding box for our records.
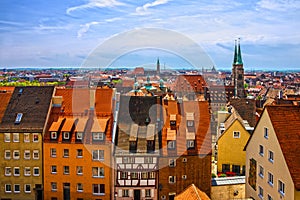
[51,132,57,140]
[187,140,195,149]
[187,120,194,127]
[170,114,177,127]
[76,132,83,140]
[63,132,70,140]
[92,132,104,141]
[167,141,176,149]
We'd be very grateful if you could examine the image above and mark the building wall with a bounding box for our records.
[158,155,211,200]
[217,120,250,174]
[0,132,43,200]
[246,111,296,200]
[211,183,245,200]
[43,143,112,200]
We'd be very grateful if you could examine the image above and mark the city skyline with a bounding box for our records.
[1,0,300,70]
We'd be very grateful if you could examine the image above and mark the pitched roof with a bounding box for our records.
[175,184,210,200]
[0,86,54,132]
[229,98,257,127]
[0,88,14,123]
[173,75,207,93]
[266,105,300,190]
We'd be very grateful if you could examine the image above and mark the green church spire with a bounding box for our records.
[236,38,243,65]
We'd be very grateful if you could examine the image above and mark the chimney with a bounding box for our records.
[90,89,95,110]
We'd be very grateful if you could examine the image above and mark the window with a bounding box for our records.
[129,141,137,153]
[77,166,83,175]
[24,150,31,159]
[147,140,155,153]
[259,165,264,178]
[145,189,151,197]
[268,151,274,163]
[63,132,70,140]
[264,127,269,138]
[123,189,129,197]
[24,184,31,193]
[63,149,69,157]
[24,167,31,176]
[92,150,104,161]
[5,150,11,159]
[24,133,30,142]
[233,131,240,138]
[187,120,194,127]
[13,133,19,142]
[92,184,105,195]
[92,167,104,177]
[77,183,83,192]
[169,176,176,184]
[141,172,148,179]
[268,172,273,186]
[14,167,20,176]
[14,184,20,193]
[187,140,195,149]
[4,133,10,142]
[92,132,104,141]
[149,171,155,179]
[51,182,57,191]
[5,184,12,193]
[167,141,176,149]
[64,166,70,175]
[32,133,39,142]
[169,159,176,167]
[259,145,264,156]
[51,166,57,174]
[33,167,40,176]
[5,167,11,176]
[76,132,83,140]
[13,150,20,159]
[232,165,241,174]
[222,164,230,173]
[50,148,57,157]
[131,172,138,179]
[51,132,57,139]
[121,171,127,179]
[77,149,83,158]
[278,180,285,195]
[145,157,153,163]
[15,113,23,124]
[267,194,273,200]
[170,120,176,126]
[33,150,39,159]
[123,156,134,163]
[258,186,263,199]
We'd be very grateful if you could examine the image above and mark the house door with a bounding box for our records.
[63,183,70,200]
[134,189,140,200]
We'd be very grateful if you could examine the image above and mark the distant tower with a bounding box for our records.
[232,39,246,98]
[156,58,160,75]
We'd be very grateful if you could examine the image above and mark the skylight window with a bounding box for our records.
[15,113,23,124]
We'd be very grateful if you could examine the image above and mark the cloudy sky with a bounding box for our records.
[1,0,300,70]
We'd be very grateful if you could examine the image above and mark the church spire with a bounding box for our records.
[156,57,160,75]
[236,38,243,65]
[233,40,238,64]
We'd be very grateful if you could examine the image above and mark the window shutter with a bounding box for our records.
[118,189,122,197]
[141,189,145,197]
[151,189,154,197]
[129,189,133,197]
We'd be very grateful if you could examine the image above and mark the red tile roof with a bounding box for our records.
[0,88,13,123]
[175,184,210,200]
[266,105,300,190]
[173,75,207,93]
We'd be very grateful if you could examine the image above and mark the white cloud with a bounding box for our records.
[256,0,300,11]
[135,0,171,15]
[67,0,125,15]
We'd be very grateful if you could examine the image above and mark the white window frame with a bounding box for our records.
[258,186,263,199]
[63,149,69,158]
[63,132,70,140]
[169,159,176,167]
[13,133,19,142]
[51,182,57,191]
[51,165,57,174]
[123,189,129,197]
[123,156,134,163]
[32,133,39,142]
[14,167,20,176]
[4,133,11,142]
[63,166,70,175]
[92,132,104,141]
[24,150,31,159]
[51,132,57,139]
[144,156,153,164]
[131,172,138,179]
[187,140,195,148]
[77,183,83,192]
[24,184,31,193]
[149,171,155,179]
[33,150,39,160]
[92,184,105,195]
[14,184,20,193]
[187,120,194,127]
[92,167,104,178]
[92,150,104,161]
[5,184,12,193]
[259,165,264,178]
[145,189,151,197]
[167,140,176,149]
[24,167,31,176]
[268,150,274,163]
[50,148,57,157]
[76,166,83,175]
[264,127,269,139]
[33,167,40,176]
[5,150,11,159]
[278,180,285,195]
[259,145,264,156]
[77,149,83,158]
[233,131,240,138]
[76,132,83,140]
[24,133,30,142]
[13,150,20,159]
[5,167,12,176]
[268,172,274,186]
[169,176,176,184]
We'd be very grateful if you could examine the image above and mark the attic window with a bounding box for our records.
[15,113,23,124]
[18,88,23,95]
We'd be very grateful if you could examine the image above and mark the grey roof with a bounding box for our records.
[211,176,245,186]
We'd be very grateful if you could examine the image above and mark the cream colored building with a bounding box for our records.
[245,105,300,200]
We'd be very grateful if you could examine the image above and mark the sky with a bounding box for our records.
[1,0,300,70]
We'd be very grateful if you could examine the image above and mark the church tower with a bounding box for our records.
[232,39,246,98]
[156,58,160,75]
